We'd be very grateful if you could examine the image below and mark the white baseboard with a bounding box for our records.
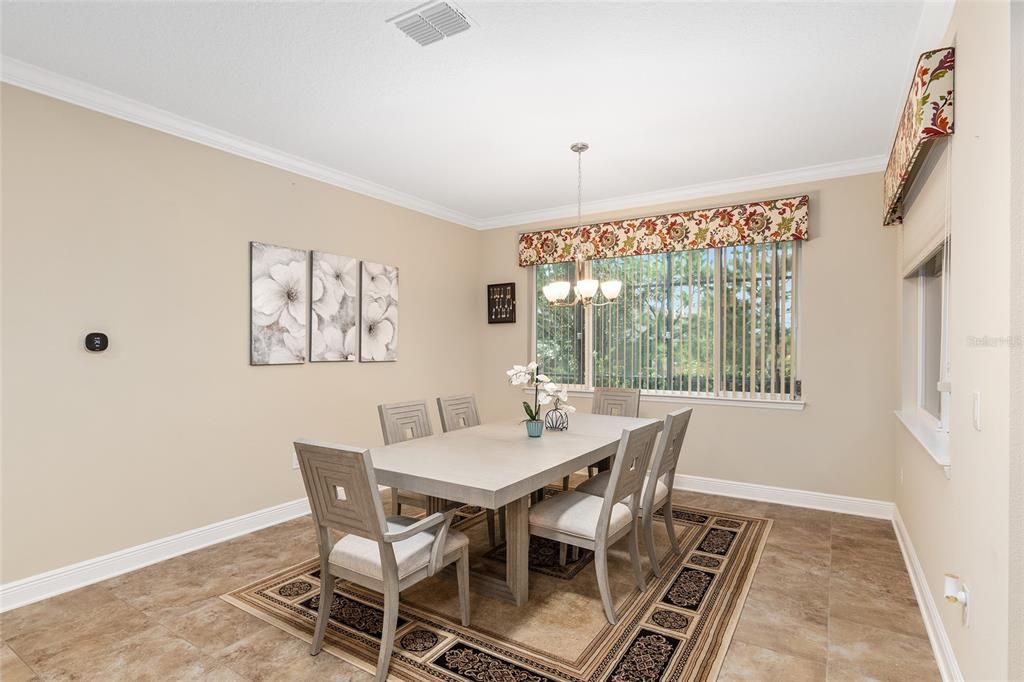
[892,507,963,682]
[674,474,895,519]
[670,474,956,680]
[0,497,310,613]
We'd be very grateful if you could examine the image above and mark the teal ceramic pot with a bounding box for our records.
[526,420,544,437]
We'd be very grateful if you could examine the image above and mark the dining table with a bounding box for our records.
[369,412,658,606]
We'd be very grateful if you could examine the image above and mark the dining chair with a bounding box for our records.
[576,408,692,577]
[593,387,641,417]
[436,394,503,546]
[378,400,434,515]
[584,387,643,478]
[436,394,480,432]
[294,439,470,682]
[528,419,663,624]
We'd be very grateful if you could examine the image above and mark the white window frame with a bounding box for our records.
[897,241,951,474]
[914,260,950,433]
[527,246,805,411]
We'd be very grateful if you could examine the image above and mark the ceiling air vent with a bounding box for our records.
[387,1,472,46]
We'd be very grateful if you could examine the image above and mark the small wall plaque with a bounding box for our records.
[487,283,516,324]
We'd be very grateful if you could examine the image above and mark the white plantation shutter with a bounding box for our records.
[533,242,800,402]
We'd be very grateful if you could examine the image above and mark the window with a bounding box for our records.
[533,241,801,402]
[534,262,584,385]
[915,245,950,429]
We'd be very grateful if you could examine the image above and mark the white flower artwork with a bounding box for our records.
[250,242,308,365]
[360,261,398,362]
[310,251,358,362]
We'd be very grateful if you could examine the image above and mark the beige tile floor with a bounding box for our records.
[0,491,939,681]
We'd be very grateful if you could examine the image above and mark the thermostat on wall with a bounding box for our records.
[85,332,108,352]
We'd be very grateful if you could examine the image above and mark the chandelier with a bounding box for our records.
[541,143,622,307]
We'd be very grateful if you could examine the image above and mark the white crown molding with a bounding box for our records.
[0,58,479,229]
[0,497,310,613]
[476,155,888,230]
[2,57,886,232]
[673,473,895,519]
[893,507,963,682]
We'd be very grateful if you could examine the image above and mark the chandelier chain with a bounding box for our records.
[577,148,583,230]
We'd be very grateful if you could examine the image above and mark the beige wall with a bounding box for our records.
[0,85,481,582]
[894,1,1013,679]
[477,172,900,502]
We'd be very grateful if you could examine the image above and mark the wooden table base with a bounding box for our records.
[428,493,530,606]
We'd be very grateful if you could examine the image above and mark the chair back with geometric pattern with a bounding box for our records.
[653,408,692,479]
[592,387,641,418]
[603,420,663,511]
[378,400,434,445]
[436,394,481,432]
[294,439,387,542]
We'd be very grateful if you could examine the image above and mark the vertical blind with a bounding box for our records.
[534,262,585,385]
[534,242,800,401]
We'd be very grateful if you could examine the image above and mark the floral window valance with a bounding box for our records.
[517,195,809,267]
[883,47,955,226]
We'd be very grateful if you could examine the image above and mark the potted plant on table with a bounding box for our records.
[506,362,564,437]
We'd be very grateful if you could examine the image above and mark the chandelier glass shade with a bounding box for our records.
[542,143,621,308]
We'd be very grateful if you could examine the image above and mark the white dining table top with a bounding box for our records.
[369,413,658,509]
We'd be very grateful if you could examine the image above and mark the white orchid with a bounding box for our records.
[552,386,575,413]
[506,364,532,386]
[505,363,574,423]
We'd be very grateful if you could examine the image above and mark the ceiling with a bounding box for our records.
[1,2,943,229]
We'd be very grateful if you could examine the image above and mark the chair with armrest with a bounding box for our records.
[295,439,470,682]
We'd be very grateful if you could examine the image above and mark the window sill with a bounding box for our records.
[895,410,951,477]
[522,387,805,411]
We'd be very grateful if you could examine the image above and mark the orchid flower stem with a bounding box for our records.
[534,373,539,419]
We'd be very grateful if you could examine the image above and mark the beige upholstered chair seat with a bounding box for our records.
[576,471,669,509]
[329,517,469,581]
[528,491,633,541]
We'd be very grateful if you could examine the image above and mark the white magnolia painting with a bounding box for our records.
[310,251,358,362]
[360,261,398,362]
[250,242,308,365]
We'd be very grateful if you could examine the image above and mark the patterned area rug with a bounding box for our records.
[222,502,770,681]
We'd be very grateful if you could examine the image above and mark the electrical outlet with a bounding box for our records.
[972,392,982,431]
[291,452,299,470]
